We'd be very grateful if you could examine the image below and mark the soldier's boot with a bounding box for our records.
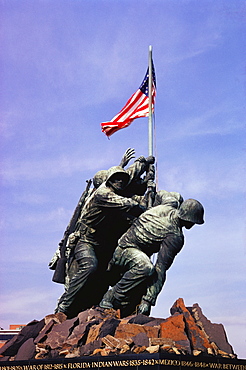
[99,288,114,309]
[54,303,67,315]
[99,288,121,310]
[136,300,151,316]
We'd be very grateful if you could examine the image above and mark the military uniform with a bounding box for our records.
[100,194,185,315]
[55,172,145,316]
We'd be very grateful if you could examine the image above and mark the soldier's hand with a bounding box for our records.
[135,155,146,163]
[120,148,135,168]
[145,182,156,197]
[144,164,155,182]
[137,300,151,316]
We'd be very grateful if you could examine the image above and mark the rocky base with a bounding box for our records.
[0,298,236,361]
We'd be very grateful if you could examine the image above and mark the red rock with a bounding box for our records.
[119,344,131,354]
[34,319,56,344]
[128,314,166,327]
[146,345,159,353]
[78,307,120,324]
[0,356,11,361]
[150,337,175,346]
[44,317,78,349]
[144,318,167,327]
[80,339,102,356]
[35,344,49,360]
[0,298,236,360]
[133,346,146,353]
[188,303,234,355]
[0,319,45,357]
[160,313,186,340]
[132,332,149,347]
[86,322,103,344]
[159,313,191,353]
[101,335,132,349]
[45,313,67,325]
[128,314,156,325]
[78,308,105,323]
[14,338,36,360]
[64,322,89,346]
[114,323,159,339]
[171,298,212,352]
[99,317,120,338]
[58,349,70,356]
[92,348,104,355]
[100,348,116,356]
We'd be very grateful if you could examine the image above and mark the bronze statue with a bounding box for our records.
[99,194,204,317]
[51,149,155,318]
[50,148,204,319]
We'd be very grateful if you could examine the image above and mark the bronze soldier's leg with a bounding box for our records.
[138,239,183,314]
[100,247,155,311]
[55,240,97,315]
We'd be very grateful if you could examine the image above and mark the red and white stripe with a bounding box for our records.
[101,84,156,137]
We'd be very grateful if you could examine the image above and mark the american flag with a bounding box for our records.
[101,61,156,137]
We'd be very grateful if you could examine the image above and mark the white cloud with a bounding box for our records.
[158,160,244,197]
[0,153,110,183]
[0,114,19,139]
[162,103,245,142]
[0,286,63,328]
[1,206,71,235]
[17,192,49,205]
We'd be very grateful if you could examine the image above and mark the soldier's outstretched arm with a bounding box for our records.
[119,148,136,168]
[95,188,145,217]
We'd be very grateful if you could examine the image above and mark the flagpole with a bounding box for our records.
[148,45,153,156]
[147,45,156,215]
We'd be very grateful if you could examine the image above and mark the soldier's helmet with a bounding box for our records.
[177,199,204,224]
[93,170,108,188]
[106,166,130,187]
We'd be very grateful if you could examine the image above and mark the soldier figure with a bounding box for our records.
[99,197,204,317]
[54,155,155,317]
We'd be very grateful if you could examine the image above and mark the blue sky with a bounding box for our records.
[1,0,245,359]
